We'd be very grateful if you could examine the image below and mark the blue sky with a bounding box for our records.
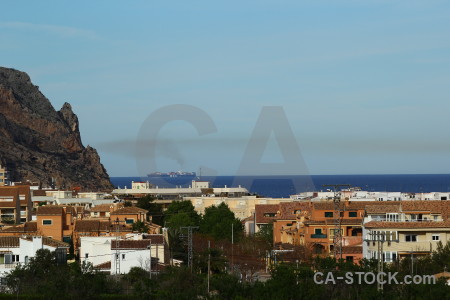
[2,1,450,176]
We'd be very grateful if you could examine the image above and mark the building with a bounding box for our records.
[112,180,249,200]
[0,164,8,187]
[80,234,165,274]
[110,206,148,225]
[188,196,295,221]
[0,236,69,277]
[90,203,123,219]
[363,201,450,262]
[36,205,76,242]
[0,185,32,224]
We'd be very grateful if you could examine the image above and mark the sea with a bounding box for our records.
[110,174,450,198]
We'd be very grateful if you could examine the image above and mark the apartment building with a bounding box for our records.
[0,185,32,224]
[363,201,450,262]
[0,164,8,187]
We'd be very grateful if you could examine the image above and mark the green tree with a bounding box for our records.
[164,200,201,229]
[199,202,243,241]
[136,195,164,225]
[132,220,150,233]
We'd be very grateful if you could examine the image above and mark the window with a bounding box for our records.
[405,235,417,242]
[325,212,333,218]
[386,213,399,222]
[315,228,322,235]
[432,234,440,241]
[125,219,134,224]
[433,215,438,221]
[42,219,52,225]
[330,229,343,236]
[346,256,354,262]
[85,253,89,259]
[349,212,357,217]
[384,251,397,263]
[122,254,126,260]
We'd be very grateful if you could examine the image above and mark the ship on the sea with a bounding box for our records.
[147,171,196,178]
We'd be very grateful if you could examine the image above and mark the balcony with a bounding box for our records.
[311,234,327,239]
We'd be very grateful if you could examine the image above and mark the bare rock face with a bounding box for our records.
[0,67,113,191]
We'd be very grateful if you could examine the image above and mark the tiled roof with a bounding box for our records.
[401,201,448,215]
[91,204,114,212]
[95,261,111,270]
[365,205,400,214]
[313,201,393,211]
[111,238,163,249]
[0,236,19,247]
[75,220,132,233]
[142,234,164,244]
[37,206,64,216]
[364,220,450,229]
[111,207,148,215]
[305,219,363,225]
[342,245,362,254]
[75,220,109,232]
[255,204,279,223]
[364,201,450,219]
[22,236,69,248]
[0,222,37,233]
[277,202,311,220]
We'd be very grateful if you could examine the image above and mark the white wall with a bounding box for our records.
[80,236,114,267]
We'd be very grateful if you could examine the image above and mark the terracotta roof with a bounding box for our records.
[342,245,362,254]
[75,220,109,232]
[277,202,311,220]
[0,222,37,233]
[75,220,132,233]
[95,261,111,270]
[111,207,148,215]
[32,190,47,197]
[142,234,164,244]
[364,220,450,229]
[0,236,19,247]
[305,219,363,225]
[91,204,114,212]
[255,204,279,223]
[401,201,449,215]
[37,206,64,216]
[313,201,392,211]
[111,237,163,249]
[22,236,69,248]
[366,205,400,214]
[364,201,450,219]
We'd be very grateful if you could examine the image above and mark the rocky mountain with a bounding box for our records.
[0,67,113,191]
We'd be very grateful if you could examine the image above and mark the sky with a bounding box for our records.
[1,1,450,177]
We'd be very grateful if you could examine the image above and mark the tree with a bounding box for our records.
[136,195,164,225]
[132,220,150,233]
[199,202,243,241]
[164,200,201,229]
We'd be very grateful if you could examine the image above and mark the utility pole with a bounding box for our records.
[322,184,351,261]
[377,232,384,292]
[207,240,211,294]
[180,226,199,271]
[365,231,386,292]
[148,239,152,279]
[114,218,121,275]
[231,223,234,273]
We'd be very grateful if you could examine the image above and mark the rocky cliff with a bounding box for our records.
[0,67,113,191]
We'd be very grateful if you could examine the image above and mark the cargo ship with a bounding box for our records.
[147,171,197,178]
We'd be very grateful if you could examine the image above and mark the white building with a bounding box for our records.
[0,236,69,277]
[112,180,249,199]
[80,233,165,274]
